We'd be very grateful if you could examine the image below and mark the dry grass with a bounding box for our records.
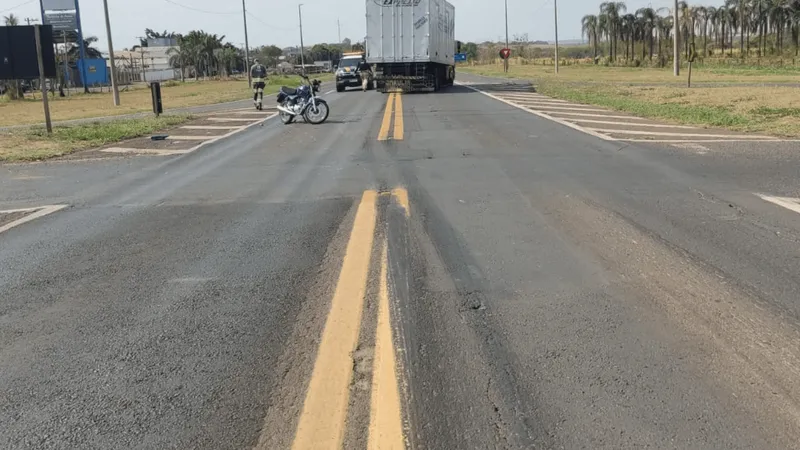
[461,63,800,137]
[0,115,190,161]
[462,62,800,84]
[0,75,329,127]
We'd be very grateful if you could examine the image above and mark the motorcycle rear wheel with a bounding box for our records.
[279,111,295,124]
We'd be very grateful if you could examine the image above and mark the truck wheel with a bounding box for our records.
[336,84,345,92]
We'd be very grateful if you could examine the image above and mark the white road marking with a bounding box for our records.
[457,82,612,141]
[671,143,711,154]
[619,138,800,143]
[165,135,217,141]
[521,104,609,112]
[232,111,275,115]
[181,125,243,130]
[188,112,278,152]
[589,128,777,139]
[498,94,568,101]
[501,98,574,106]
[100,147,192,155]
[496,93,569,102]
[102,113,279,158]
[757,194,800,215]
[324,89,336,95]
[543,110,650,120]
[565,118,698,129]
[460,82,788,144]
[0,204,68,234]
[208,117,263,122]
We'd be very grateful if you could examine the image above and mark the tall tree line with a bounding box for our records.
[581,0,800,63]
[166,31,243,81]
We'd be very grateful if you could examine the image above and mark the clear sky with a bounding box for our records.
[1,0,700,52]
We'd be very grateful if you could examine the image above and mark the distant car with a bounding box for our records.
[336,53,374,92]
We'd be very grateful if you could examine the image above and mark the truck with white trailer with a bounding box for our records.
[365,0,457,93]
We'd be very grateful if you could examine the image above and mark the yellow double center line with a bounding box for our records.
[378,93,404,141]
[292,189,407,450]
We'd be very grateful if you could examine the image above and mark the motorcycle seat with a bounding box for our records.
[280,86,297,96]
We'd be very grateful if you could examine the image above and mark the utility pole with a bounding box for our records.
[25,18,39,25]
[74,0,90,93]
[673,0,680,76]
[554,0,559,74]
[740,0,745,58]
[504,0,509,73]
[242,0,252,87]
[338,18,341,44]
[34,25,52,133]
[140,48,147,82]
[298,4,306,74]
[102,0,120,106]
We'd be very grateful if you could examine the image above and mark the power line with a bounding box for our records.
[1,0,35,14]
[162,0,238,15]
[246,10,294,32]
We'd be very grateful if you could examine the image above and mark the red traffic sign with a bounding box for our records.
[499,48,511,59]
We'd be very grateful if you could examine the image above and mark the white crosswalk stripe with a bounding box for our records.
[458,82,788,143]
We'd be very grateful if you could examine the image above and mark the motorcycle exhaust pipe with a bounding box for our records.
[276,105,296,115]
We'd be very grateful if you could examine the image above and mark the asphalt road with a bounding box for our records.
[2,73,800,449]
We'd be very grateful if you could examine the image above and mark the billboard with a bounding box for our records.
[41,0,76,11]
[0,26,57,80]
[43,11,77,31]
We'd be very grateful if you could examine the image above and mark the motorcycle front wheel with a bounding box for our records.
[304,102,330,125]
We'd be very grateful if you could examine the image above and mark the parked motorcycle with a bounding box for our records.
[275,75,329,125]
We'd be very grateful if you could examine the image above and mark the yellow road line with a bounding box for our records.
[393,93,404,141]
[291,190,378,450]
[368,241,406,450]
[391,188,410,217]
[378,93,396,141]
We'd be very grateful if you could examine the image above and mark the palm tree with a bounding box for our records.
[695,6,710,57]
[791,1,800,55]
[582,14,601,59]
[167,44,191,82]
[67,36,104,59]
[599,13,611,58]
[3,13,19,25]
[678,1,693,57]
[723,0,738,56]
[637,7,658,60]
[216,47,239,76]
[620,13,637,61]
[600,1,627,61]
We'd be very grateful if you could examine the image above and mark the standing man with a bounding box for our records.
[358,59,372,92]
[250,59,268,110]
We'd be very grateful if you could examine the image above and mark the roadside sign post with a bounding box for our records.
[687,43,697,88]
[34,25,53,134]
[454,53,467,62]
[150,81,162,116]
[102,0,120,106]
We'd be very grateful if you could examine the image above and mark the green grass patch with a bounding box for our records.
[750,106,800,117]
[536,82,755,129]
[1,115,191,162]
